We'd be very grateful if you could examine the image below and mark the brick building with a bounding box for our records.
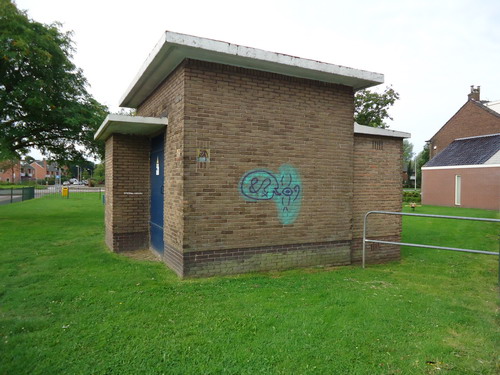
[0,161,20,183]
[422,134,500,210]
[423,86,500,210]
[428,86,500,159]
[95,32,410,277]
[29,159,65,182]
[0,160,35,183]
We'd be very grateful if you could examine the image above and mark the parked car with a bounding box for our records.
[63,181,70,186]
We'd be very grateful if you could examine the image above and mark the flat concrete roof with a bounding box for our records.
[120,31,384,108]
[94,114,168,141]
[354,123,410,139]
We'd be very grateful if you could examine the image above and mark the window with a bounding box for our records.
[372,140,384,150]
[455,175,461,205]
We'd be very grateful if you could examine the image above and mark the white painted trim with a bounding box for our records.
[120,31,384,108]
[422,164,500,170]
[455,133,500,141]
[354,123,410,139]
[94,114,168,141]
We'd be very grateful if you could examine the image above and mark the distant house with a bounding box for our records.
[0,160,36,183]
[428,86,500,159]
[30,160,65,181]
[422,134,500,210]
[20,163,35,181]
[0,159,65,183]
[0,161,20,183]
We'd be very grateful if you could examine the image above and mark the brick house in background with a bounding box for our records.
[95,31,410,278]
[0,161,21,183]
[422,86,500,210]
[422,134,500,210]
[0,160,35,183]
[20,163,35,181]
[30,160,64,181]
[0,159,65,183]
[428,86,500,159]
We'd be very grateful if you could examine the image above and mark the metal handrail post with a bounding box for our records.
[362,211,369,269]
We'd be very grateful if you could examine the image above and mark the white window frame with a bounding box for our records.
[455,175,461,206]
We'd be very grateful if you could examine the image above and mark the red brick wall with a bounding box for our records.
[352,134,403,264]
[430,100,500,159]
[31,162,46,180]
[0,162,20,183]
[422,167,500,210]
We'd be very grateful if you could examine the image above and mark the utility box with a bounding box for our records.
[95,31,410,278]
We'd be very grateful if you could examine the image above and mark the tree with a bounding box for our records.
[416,144,430,188]
[24,155,35,164]
[0,0,107,163]
[403,140,414,165]
[354,86,400,128]
[92,162,105,184]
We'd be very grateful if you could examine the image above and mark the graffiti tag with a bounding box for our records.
[239,165,302,225]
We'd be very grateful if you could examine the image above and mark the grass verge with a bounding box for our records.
[0,196,499,374]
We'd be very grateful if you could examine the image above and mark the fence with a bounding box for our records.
[362,210,500,283]
[0,187,35,205]
[33,185,104,199]
[0,185,104,205]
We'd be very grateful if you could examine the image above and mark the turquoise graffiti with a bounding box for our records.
[239,165,302,225]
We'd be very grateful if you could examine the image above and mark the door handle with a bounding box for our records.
[161,184,164,195]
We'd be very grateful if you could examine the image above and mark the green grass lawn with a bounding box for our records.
[1,195,499,374]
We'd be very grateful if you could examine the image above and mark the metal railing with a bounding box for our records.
[0,186,104,205]
[0,187,35,205]
[33,185,104,199]
[362,211,500,281]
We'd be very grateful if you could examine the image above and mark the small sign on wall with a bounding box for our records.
[196,140,210,170]
[196,148,210,163]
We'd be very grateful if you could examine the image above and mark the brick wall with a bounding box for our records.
[113,58,404,277]
[0,162,21,183]
[351,134,403,264]
[422,167,500,210]
[179,60,354,276]
[430,100,500,159]
[31,162,46,180]
[104,134,150,252]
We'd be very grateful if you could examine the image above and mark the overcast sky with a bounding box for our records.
[15,0,500,158]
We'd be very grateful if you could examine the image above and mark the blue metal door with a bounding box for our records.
[150,133,165,253]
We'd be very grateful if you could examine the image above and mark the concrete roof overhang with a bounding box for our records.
[354,123,410,139]
[120,31,384,108]
[94,114,168,141]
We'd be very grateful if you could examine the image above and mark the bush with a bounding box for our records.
[403,190,421,203]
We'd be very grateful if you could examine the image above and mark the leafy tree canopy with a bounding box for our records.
[0,0,107,163]
[354,86,400,128]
